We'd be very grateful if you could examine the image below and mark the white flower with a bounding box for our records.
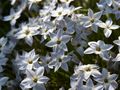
[17,49,39,70]
[95,68,118,90]
[96,19,119,38]
[51,5,68,20]
[46,30,71,51]
[70,74,97,90]
[40,21,56,40]
[20,67,49,90]
[3,2,26,26]
[57,17,75,34]
[48,50,71,72]
[15,24,40,46]
[75,64,101,80]
[84,40,113,60]
[84,40,113,54]
[81,9,102,32]
[51,4,81,20]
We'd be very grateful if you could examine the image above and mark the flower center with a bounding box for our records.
[104,78,108,83]
[28,59,33,64]
[32,77,38,83]
[58,12,62,15]
[57,39,61,44]
[63,27,67,31]
[58,58,62,62]
[85,67,91,72]
[25,30,30,35]
[96,47,101,51]
[90,19,94,23]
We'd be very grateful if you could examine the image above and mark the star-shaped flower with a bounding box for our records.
[84,40,113,60]
[46,30,71,51]
[15,24,40,46]
[96,19,119,38]
[95,68,118,90]
[20,67,49,90]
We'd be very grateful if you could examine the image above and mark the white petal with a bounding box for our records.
[113,53,120,61]
[54,62,61,72]
[20,78,32,89]
[38,76,49,84]
[109,25,119,30]
[48,60,57,69]
[88,9,94,18]
[46,40,56,47]
[88,41,98,48]
[36,67,44,76]
[113,40,120,46]
[3,16,12,21]
[96,21,106,28]
[61,63,68,71]
[86,78,94,87]
[102,68,108,76]
[84,72,91,80]
[108,85,114,90]
[62,35,71,43]
[25,36,33,46]
[0,77,9,86]
[84,48,95,54]
[84,21,92,27]
[94,11,102,20]
[106,19,113,27]
[106,0,113,6]
[104,29,112,38]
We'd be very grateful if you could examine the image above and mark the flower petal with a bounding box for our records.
[104,29,112,38]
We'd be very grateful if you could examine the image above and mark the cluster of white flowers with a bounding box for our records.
[0,0,120,90]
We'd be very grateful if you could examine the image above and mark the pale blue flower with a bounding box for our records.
[20,67,49,90]
[15,24,40,46]
[84,40,113,60]
[48,50,71,72]
[40,21,56,40]
[74,64,101,80]
[46,30,71,51]
[81,9,102,32]
[16,49,40,70]
[95,68,118,90]
[96,19,119,38]
[51,4,81,20]
[3,3,25,26]
[57,17,75,34]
